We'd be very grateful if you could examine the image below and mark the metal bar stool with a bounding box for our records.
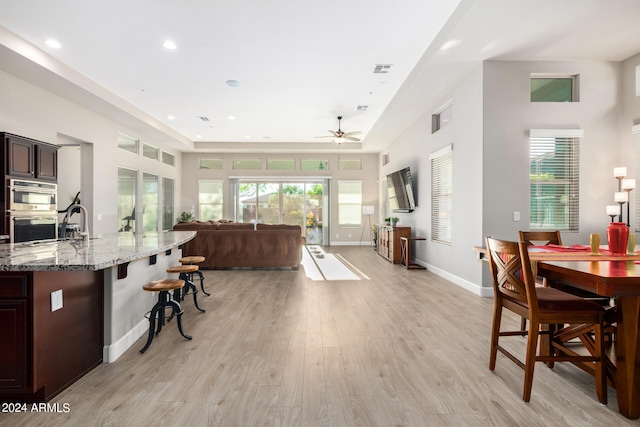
[140,279,192,353]
[179,256,209,296]
[166,265,206,313]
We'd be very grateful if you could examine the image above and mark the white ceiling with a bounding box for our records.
[0,0,639,154]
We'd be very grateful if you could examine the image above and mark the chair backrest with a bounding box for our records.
[518,230,562,247]
[486,237,537,307]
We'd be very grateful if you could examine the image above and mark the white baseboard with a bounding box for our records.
[419,260,493,298]
[330,241,373,246]
[103,319,148,362]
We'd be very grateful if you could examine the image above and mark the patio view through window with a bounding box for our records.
[530,131,580,231]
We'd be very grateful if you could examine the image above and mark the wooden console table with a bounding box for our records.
[400,236,426,269]
[376,225,411,263]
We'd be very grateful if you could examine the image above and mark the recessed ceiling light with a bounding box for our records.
[228,115,236,121]
[45,39,62,49]
[244,135,251,139]
[163,40,177,50]
[168,115,175,120]
[226,80,241,87]
[196,133,202,138]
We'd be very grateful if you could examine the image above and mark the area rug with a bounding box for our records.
[301,246,368,281]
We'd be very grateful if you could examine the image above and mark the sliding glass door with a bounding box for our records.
[238,180,324,244]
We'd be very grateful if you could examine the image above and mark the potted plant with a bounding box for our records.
[177,211,196,223]
[391,216,399,227]
[372,224,378,249]
[384,217,391,226]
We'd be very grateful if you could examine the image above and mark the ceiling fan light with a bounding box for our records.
[334,137,345,144]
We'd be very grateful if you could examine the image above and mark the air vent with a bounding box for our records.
[356,105,368,111]
[197,116,210,122]
[373,64,392,74]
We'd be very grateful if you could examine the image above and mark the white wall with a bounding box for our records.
[379,65,485,294]
[380,58,639,294]
[0,70,183,235]
[483,60,622,246]
[180,152,379,245]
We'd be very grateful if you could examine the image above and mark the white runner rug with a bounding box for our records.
[302,246,365,281]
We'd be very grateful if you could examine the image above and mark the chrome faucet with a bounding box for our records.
[66,204,90,242]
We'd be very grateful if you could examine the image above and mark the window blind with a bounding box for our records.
[430,144,452,244]
[529,130,580,231]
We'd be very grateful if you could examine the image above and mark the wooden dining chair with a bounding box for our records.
[519,229,612,305]
[486,237,607,404]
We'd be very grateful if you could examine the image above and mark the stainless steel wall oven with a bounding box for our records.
[7,179,58,243]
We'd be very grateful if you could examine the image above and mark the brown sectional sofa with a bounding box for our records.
[172,221,305,269]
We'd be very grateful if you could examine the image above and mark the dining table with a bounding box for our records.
[475,243,640,418]
[537,257,640,419]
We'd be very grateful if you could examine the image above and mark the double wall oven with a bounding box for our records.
[7,179,58,243]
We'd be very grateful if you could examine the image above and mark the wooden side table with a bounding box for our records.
[400,236,426,269]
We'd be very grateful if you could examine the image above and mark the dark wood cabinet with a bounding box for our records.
[6,137,34,178]
[377,225,411,263]
[2,133,58,181]
[0,271,103,402]
[0,274,29,391]
[35,144,58,180]
[0,301,28,390]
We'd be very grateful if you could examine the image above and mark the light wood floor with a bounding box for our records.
[1,247,635,426]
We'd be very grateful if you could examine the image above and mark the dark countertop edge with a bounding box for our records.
[0,230,196,272]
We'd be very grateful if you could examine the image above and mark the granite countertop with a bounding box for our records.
[0,231,196,271]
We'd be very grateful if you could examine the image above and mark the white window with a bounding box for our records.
[117,133,138,154]
[431,103,452,133]
[199,158,223,169]
[143,173,158,233]
[339,159,362,170]
[162,151,175,166]
[529,129,581,231]
[199,180,223,220]
[430,144,453,244]
[530,74,579,102]
[301,159,329,170]
[338,180,362,227]
[162,177,174,230]
[267,159,295,170]
[233,159,261,169]
[142,143,158,160]
[117,167,137,233]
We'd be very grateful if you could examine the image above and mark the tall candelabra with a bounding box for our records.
[613,167,635,226]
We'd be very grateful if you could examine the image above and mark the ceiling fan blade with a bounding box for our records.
[345,136,361,142]
[344,131,362,136]
[314,135,333,138]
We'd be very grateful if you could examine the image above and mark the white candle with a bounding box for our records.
[622,178,636,191]
[615,192,629,203]
[614,167,628,179]
[606,205,620,216]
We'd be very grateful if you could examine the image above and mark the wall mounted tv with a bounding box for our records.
[387,167,416,213]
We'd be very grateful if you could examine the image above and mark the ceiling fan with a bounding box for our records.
[315,116,361,143]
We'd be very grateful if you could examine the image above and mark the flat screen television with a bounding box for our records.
[387,167,416,213]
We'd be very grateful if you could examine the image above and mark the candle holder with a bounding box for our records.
[606,205,619,222]
[612,167,634,226]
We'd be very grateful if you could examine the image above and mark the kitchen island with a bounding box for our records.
[0,231,196,402]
